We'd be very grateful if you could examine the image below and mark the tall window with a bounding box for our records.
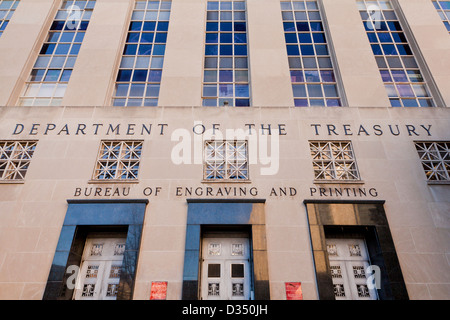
[357,0,435,107]
[202,0,250,107]
[415,142,450,182]
[0,141,37,181]
[0,0,19,38]
[309,141,360,181]
[432,1,450,34]
[18,0,96,106]
[93,141,143,181]
[281,0,341,107]
[204,140,249,180]
[112,0,171,107]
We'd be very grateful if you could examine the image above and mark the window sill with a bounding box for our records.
[201,179,252,184]
[88,179,140,184]
[313,180,365,185]
[427,180,450,185]
[0,180,25,185]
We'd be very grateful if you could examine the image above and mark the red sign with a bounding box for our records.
[285,282,303,300]
[150,281,168,300]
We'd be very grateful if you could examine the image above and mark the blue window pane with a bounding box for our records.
[219,84,233,97]
[70,44,81,55]
[155,32,167,43]
[283,22,296,31]
[157,22,169,31]
[290,71,304,82]
[235,84,249,97]
[205,45,218,55]
[310,99,325,106]
[220,33,233,43]
[203,85,217,97]
[51,21,65,30]
[320,70,335,82]
[388,21,402,31]
[307,84,323,97]
[305,70,320,82]
[203,99,217,107]
[30,69,46,82]
[44,69,61,82]
[234,22,246,31]
[323,84,338,97]
[143,21,156,31]
[148,70,162,82]
[138,44,152,55]
[294,99,308,107]
[315,45,328,55]
[40,44,56,55]
[235,99,250,107]
[60,32,75,42]
[141,32,154,43]
[313,33,326,43]
[55,44,71,55]
[367,32,377,43]
[133,70,148,82]
[153,44,166,55]
[129,84,145,97]
[220,45,232,55]
[292,84,306,97]
[286,45,300,55]
[371,44,382,55]
[310,22,323,31]
[206,33,218,43]
[392,32,407,43]
[378,33,393,43]
[392,70,408,82]
[380,70,392,82]
[115,84,129,96]
[285,33,298,43]
[326,99,341,107]
[234,45,247,56]
[220,22,232,31]
[74,32,85,42]
[207,22,218,31]
[296,22,309,31]
[219,70,233,82]
[234,33,246,43]
[298,33,312,43]
[117,70,132,82]
[440,2,450,10]
[402,99,418,107]
[382,44,397,55]
[77,21,89,31]
[396,44,412,55]
[300,45,315,55]
[390,98,402,107]
[130,22,142,31]
[124,44,138,55]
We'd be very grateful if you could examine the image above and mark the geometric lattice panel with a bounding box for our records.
[415,142,450,181]
[309,141,360,180]
[93,141,143,180]
[0,141,37,181]
[204,140,248,180]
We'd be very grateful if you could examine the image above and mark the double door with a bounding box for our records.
[326,238,378,300]
[73,237,126,300]
[201,237,252,300]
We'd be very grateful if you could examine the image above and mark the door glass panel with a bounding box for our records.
[208,264,221,278]
[231,264,244,278]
